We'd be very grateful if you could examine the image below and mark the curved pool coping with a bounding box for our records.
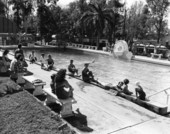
[133,56,170,67]
[1,45,170,66]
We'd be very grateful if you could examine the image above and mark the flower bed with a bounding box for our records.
[0,90,76,134]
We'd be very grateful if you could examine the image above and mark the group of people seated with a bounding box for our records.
[0,44,28,83]
[29,51,54,71]
[0,44,146,101]
[49,60,102,100]
[68,59,102,85]
[39,54,146,101]
[108,79,146,100]
[50,68,146,101]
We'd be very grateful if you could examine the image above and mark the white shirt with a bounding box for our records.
[40,56,46,64]
[10,58,17,71]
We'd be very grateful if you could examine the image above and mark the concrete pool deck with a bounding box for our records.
[18,59,170,134]
[1,51,170,134]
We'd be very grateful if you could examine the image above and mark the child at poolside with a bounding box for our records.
[29,51,37,64]
[50,73,56,94]
[46,54,54,71]
[122,79,133,95]
[2,49,11,69]
[40,53,46,69]
[109,81,124,92]
[135,82,146,100]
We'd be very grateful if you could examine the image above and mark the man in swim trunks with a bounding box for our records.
[68,60,78,76]
[47,54,54,71]
[82,63,101,85]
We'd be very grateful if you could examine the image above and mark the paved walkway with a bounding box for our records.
[1,51,170,134]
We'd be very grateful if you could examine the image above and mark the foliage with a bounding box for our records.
[106,0,124,42]
[126,1,147,41]
[80,2,114,48]
[146,0,170,43]
[37,3,57,42]
[8,0,33,32]
[0,1,7,16]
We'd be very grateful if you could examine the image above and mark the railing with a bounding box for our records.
[148,87,170,106]
[66,42,97,50]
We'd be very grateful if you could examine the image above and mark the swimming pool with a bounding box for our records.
[23,48,170,104]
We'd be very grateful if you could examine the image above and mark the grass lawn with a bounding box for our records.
[0,76,76,134]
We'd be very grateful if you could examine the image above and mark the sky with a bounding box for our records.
[57,0,146,8]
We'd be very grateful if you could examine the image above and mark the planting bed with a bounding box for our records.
[0,90,76,134]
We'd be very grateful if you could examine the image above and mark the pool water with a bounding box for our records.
[24,49,170,104]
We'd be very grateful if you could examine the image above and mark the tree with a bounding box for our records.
[147,0,170,43]
[80,3,113,49]
[106,0,124,43]
[0,1,7,16]
[126,2,149,40]
[37,3,57,43]
[8,0,33,32]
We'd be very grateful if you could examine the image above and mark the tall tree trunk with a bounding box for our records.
[157,30,160,43]
[96,32,100,50]
[24,17,28,33]
[157,19,162,43]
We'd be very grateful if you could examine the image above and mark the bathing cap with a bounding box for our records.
[136,82,140,86]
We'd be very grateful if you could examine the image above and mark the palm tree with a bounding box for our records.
[37,3,57,44]
[80,3,113,49]
[106,0,124,43]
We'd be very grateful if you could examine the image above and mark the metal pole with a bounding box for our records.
[165,90,170,106]
[147,87,170,99]
[167,95,169,105]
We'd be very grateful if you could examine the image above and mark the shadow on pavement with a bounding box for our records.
[65,109,93,132]
[48,103,93,132]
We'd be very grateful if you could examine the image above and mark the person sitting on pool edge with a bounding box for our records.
[51,69,74,99]
[10,54,24,83]
[29,51,37,64]
[135,82,146,100]
[50,73,56,94]
[109,81,124,92]
[82,63,102,85]
[40,53,46,69]
[46,54,54,71]
[2,49,11,69]
[122,79,133,95]
[68,60,79,76]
